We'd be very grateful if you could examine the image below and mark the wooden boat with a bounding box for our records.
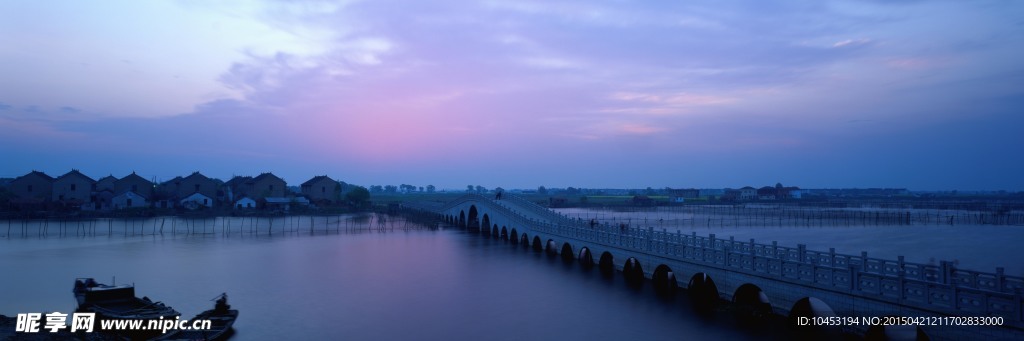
[73,277,180,320]
[155,293,239,341]
[73,277,180,340]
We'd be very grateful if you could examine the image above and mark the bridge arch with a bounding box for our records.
[623,257,644,285]
[599,252,614,275]
[468,206,479,231]
[687,273,719,311]
[509,228,518,244]
[577,247,593,267]
[560,242,574,262]
[500,226,508,240]
[652,264,677,295]
[459,210,466,228]
[492,224,499,238]
[480,214,491,235]
[733,283,773,327]
[545,239,558,255]
[521,234,530,247]
[532,236,543,251]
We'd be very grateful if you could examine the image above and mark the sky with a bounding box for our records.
[1,0,1022,190]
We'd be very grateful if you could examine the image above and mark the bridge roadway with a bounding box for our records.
[402,193,1023,339]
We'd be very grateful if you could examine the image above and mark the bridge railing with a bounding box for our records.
[498,193,581,226]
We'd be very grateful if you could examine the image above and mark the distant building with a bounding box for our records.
[301,175,339,204]
[9,171,54,201]
[721,189,741,202]
[225,173,286,200]
[166,172,218,203]
[180,192,213,210]
[52,170,96,207]
[250,173,286,198]
[739,186,757,201]
[8,171,54,209]
[112,191,148,209]
[234,197,256,209]
[95,175,117,193]
[224,176,252,202]
[757,186,777,200]
[115,172,154,199]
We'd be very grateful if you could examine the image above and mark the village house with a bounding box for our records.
[180,192,213,210]
[224,176,253,202]
[8,171,54,209]
[166,172,219,203]
[225,173,286,201]
[739,186,757,201]
[9,171,54,200]
[115,172,154,199]
[95,175,117,193]
[757,186,778,200]
[250,173,286,198]
[52,170,95,207]
[112,191,148,209]
[234,197,256,209]
[301,175,339,204]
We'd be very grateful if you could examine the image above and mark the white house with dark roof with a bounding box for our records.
[180,192,213,210]
[234,196,256,209]
[112,191,148,209]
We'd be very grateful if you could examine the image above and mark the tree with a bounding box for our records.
[566,187,579,195]
[346,186,370,207]
[538,186,547,194]
[384,185,398,193]
[369,185,383,193]
[475,185,486,193]
[426,185,436,193]
[495,187,504,193]
[467,185,474,192]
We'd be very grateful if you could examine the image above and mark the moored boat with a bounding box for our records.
[155,293,239,341]
[72,277,180,339]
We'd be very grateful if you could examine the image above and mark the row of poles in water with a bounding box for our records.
[2,213,434,238]
[564,205,1024,228]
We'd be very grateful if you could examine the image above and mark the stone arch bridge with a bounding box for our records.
[403,193,1023,339]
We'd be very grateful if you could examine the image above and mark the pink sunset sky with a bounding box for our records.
[1,0,1022,190]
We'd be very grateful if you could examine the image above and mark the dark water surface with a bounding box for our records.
[2,220,774,340]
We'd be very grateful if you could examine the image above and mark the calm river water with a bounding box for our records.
[1,216,781,340]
